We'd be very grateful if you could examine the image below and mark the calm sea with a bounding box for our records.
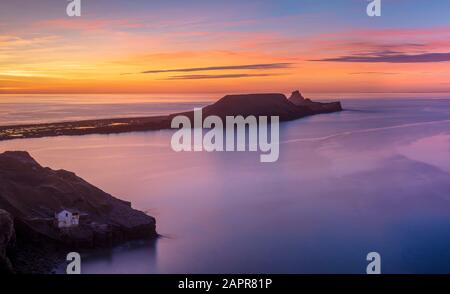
[1,93,450,273]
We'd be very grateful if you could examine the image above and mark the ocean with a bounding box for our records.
[1,94,450,273]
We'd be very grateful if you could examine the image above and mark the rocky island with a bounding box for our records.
[0,151,157,273]
[171,90,342,123]
[0,91,342,141]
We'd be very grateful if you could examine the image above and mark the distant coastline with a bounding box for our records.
[0,91,342,141]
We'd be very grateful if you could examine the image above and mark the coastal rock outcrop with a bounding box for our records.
[0,151,157,250]
[0,209,15,273]
[288,90,311,105]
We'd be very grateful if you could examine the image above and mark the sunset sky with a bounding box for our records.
[1,0,450,94]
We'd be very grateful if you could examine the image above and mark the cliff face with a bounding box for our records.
[0,151,157,250]
[0,209,15,273]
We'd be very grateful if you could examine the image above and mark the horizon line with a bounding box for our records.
[2,91,450,95]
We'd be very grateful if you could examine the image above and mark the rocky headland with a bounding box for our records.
[0,151,157,273]
[171,90,342,123]
[0,91,342,141]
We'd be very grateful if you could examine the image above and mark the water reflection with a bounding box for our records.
[1,98,450,273]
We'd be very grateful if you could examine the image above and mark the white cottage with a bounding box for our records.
[55,210,79,228]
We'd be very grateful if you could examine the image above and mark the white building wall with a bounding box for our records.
[56,210,79,228]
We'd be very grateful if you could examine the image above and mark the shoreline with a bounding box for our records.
[0,115,172,141]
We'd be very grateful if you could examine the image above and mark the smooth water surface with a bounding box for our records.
[1,97,450,273]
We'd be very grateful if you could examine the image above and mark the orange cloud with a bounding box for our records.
[1,21,450,95]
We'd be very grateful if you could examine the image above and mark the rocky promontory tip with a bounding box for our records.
[289,90,311,105]
[0,151,157,273]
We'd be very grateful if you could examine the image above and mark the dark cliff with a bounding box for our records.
[0,151,157,272]
[0,209,15,273]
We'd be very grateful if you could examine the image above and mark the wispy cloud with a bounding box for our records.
[164,73,278,80]
[312,52,450,63]
[142,63,293,74]
[349,72,399,75]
